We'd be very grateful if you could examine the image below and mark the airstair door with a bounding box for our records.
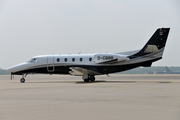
[47,57,55,72]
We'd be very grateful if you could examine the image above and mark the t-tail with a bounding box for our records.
[129,28,170,59]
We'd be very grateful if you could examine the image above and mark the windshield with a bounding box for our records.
[27,58,38,63]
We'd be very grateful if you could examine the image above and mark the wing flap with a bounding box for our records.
[69,67,101,76]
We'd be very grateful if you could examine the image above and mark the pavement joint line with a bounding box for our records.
[95,83,128,89]
[143,87,176,90]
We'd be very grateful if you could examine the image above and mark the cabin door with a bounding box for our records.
[47,57,55,72]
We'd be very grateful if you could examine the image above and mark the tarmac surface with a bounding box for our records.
[0,74,180,120]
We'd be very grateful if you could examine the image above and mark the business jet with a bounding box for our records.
[7,28,170,83]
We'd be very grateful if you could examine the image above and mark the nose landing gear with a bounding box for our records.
[20,78,25,83]
[20,74,27,83]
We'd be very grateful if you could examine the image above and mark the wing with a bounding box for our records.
[69,67,101,76]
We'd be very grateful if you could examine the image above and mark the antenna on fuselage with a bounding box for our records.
[78,52,81,54]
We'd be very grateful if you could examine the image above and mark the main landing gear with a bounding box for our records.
[20,74,27,83]
[83,75,95,83]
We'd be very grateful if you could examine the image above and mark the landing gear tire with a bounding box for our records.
[89,76,95,82]
[83,76,95,83]
[20,78,25,83]
[84,79,89,82]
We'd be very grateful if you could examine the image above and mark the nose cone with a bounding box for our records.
[7,66,17,73]
[7,62,27,73]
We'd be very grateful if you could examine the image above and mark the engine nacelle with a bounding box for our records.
[94,53,129,64]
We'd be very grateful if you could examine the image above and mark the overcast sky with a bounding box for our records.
[0,0,180,69]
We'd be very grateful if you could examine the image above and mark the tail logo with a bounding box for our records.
[159,31,163,35]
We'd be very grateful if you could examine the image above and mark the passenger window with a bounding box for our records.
[72,58,75,62]
[80,58,83,62]
[64,58,67,62]
[89,58,92,62]
[57,58,60,62]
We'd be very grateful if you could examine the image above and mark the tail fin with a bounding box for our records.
[165,66,171,73]
[129,28,170,59]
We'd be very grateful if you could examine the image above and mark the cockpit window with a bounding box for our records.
[27,58,38,63]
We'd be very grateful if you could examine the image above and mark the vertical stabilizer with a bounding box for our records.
[165,66,172,73]
[129,28,170,59]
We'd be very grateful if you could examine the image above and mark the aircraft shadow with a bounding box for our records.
[75,80,136,84]
[25,80,174,84]
[76,80,174,84]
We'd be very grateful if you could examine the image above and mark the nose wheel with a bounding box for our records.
[20,78,25,83]
[20,74,27,83]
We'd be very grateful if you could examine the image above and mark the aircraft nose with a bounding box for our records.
[7,62,29,74]
[7,66,17,73]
